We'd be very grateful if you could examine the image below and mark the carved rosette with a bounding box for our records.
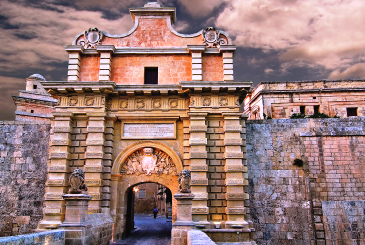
[203,27,228,48]
[69,96,78,106]
[78,27,103,49]
[152,99,162,109]
[136,99,145,109]
[120,100,128,109]
[85,97,95,106]
[202,97,211,106]
[219,97,228,106]
[121,147,177,176]
[169,99,178,109]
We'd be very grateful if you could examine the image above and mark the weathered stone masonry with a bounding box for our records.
[247,117,365,245]
[0,121,51,237]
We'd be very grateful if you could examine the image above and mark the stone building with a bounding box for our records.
[12,74,57,121]
[3,2,365,245]
[244,80,365,119]
[33,2,254,244]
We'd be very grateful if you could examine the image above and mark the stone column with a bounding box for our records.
[188,45,205,81]
[96,45,114,82]
[188,112,209,225]
[84,112,106,214]
[67,52,81,81]
[223,113,249,229]
[171,193,195,245]
[38,112,73,229]
[223,52,234,81]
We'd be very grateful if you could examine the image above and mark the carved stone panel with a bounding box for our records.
[121,147,177,176]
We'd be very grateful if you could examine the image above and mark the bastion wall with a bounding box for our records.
[1,118,365,244]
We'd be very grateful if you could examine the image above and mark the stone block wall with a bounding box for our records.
[0,230,65,245]
[247,117,365,244]
[207,117,227,221]
[0,121,51,237]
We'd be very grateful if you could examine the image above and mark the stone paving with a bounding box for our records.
[113,214,172,245]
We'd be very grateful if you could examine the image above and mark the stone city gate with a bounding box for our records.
[35,2,255,244]
[110,140,182,237]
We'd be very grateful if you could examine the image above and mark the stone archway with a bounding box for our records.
[110,141,182,239]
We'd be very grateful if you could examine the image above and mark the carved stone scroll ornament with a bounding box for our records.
[68,169,88,194]
[178,169,191,193]
[203,27,228,48]
[78,27,103,49]
[121,148,177,176]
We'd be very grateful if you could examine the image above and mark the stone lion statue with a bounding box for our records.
[69,169,88,194]
[178,169,191,193]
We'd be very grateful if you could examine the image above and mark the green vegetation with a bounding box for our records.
[290,112,339,119]
[290,113,306,119]
[307,112,330,118]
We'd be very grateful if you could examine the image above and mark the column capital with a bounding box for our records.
[86,112,107,118]
[52,112,74,119]
[188,112,208,118]
[222,112,243,119]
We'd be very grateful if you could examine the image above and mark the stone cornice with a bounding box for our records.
[248,87,365,105]
[40,81,116,94]
[15,111,52,119]
[181,81,252,94]
[12,95,57,106]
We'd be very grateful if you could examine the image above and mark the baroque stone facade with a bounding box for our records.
[3,2,365,245]
[28,2,254,244]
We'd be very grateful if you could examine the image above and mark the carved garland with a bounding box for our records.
[121,147,177,176]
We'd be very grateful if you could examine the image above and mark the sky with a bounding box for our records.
[1,0,365,120]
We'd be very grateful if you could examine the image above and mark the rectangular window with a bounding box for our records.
[30,110,34,113]
[144,67,158,84]
[138,189,145,198]
[314,105,320,114]
[347,107,358,117]
[33,85,37,89]
[300,106,305,114]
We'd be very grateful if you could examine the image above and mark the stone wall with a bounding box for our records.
[247,117,365,244]
[0,230,64,245]
[0,121,51,237]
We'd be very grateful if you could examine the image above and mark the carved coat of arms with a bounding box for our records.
[122,147,176,176]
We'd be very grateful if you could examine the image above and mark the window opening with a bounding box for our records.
[144,67,158,84]
[30,110,34,113]
[314,105,320,114]
[300,106,305,114]
[33,85,37,89]
[347,107,358,117]
[138,189,145,198]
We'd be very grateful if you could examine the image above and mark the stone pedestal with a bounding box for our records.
[59,194,92,244]
[59,194,92,227]
[172,193,195,245]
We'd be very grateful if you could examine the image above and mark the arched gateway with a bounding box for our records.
[37,2,255,244]
[110,141,183,237]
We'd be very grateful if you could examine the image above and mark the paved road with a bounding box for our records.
[113,214,172,245]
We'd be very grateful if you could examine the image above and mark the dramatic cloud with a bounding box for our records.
[328,63,365,80]
[172,21,190,32]
[0,76,24,120]
[216,0,365,79]
[177,0,228,17]
[0,1,134,73]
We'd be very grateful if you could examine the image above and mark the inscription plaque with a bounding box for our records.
[122,123,175,139]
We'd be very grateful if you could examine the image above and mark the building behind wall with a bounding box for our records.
[244,80,365,119]
[12,74,58,121]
